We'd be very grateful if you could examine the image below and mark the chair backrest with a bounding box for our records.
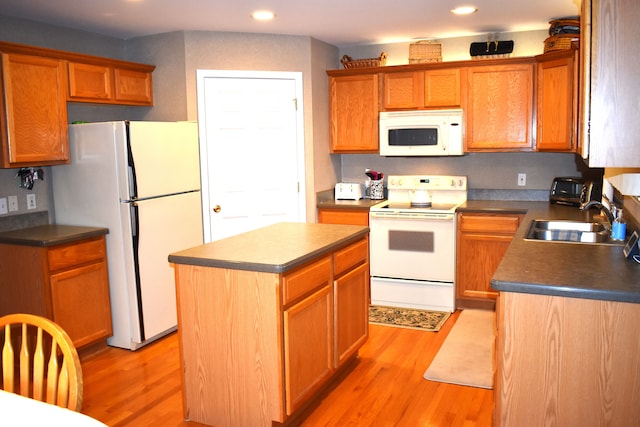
[0,313,83,411]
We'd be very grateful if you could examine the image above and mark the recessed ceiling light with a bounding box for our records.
[451,6,478,15]
[252,10,275,21]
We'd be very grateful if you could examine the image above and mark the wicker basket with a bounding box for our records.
[341,52,387,69]
[544,34,579,53]
[409,40,442,63]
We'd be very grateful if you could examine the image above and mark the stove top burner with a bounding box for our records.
[374,201,460,213]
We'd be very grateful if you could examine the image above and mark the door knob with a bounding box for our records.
[213,205,221,213]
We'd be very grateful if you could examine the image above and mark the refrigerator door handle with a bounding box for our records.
[126,123,139,200]
[129,202,146,340]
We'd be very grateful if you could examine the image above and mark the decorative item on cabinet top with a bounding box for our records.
[341,52,387,69]
[470,34,514,59]
[409,40,442,64]
[544,17,580,53]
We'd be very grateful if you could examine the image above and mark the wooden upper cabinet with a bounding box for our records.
[68,62,113,101]
[465,62,534,151]
[329,73,379,153]
[382,68,461,110]
[536,50,577,152]
[382,71,423,109]
[424,68,461,107]
[114,68,153,104]
[68,61,153,106]
[0,53,69,167]
[0,41,154,168]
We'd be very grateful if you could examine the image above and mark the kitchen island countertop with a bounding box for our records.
[458,200,640,304]
[168,222,369,273]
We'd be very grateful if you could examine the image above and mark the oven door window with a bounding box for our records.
[389,230,434,252]
[388,128,438,147]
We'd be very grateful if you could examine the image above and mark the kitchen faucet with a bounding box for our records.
[580,200,615,224]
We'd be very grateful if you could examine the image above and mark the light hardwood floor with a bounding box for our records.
[80,310,494,426]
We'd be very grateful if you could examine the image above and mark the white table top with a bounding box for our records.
[0,389,107,426]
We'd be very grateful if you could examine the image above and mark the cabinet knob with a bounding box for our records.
[213,205,221,213]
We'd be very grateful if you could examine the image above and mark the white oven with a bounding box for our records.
[369,175,467,312]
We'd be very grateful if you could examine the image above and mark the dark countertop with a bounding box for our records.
[458,200,640,304]
[168,222,369,273]
[0,224,109,247]
[316,188,383,211]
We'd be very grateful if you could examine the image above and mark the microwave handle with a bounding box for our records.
[448,122,463,155]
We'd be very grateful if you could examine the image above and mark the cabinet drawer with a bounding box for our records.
[459,215,521,234]
[333,238,368,277]
[283,256,332,306]
[48,237,106,271]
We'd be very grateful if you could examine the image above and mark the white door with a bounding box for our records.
[197,70,306,242]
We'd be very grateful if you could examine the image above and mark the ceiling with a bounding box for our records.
[0,0,580,48]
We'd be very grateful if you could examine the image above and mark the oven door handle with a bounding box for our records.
[369,212,455,220]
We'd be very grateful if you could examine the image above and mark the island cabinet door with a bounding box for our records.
[335,262,369,366]
[283,284,334,416]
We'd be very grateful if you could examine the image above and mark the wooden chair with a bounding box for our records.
[0,313,83,411]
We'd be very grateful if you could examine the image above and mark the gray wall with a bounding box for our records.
[341,152,600,198]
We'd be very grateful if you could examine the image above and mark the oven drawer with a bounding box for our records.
[370,277,454,312]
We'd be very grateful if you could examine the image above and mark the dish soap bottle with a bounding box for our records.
[612,207,626,241]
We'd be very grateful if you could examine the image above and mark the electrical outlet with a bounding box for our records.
[517,173,526,187]
[8,195,18,212]
[26,193,36,210]
[0,198,7,215]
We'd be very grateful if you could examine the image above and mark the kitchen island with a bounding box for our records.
[466,201,640,426]
[168,222,370,427]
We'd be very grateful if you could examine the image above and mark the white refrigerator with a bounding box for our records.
[52,121,203,350]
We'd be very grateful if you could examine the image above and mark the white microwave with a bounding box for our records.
[379,109,464,156]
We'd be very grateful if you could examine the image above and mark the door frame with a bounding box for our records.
[196,69,306,242]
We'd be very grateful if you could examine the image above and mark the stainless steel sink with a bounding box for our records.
[525,219,612,244]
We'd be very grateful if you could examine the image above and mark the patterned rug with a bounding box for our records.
[368,305,451,332]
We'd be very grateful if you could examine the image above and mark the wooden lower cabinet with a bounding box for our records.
[318,208,369,226]
[335,263,368,363]
[284,284,333,415]
[0,235,112,348]
[495,292,640,426]
[456,213,524,309]
[174,235,369,427]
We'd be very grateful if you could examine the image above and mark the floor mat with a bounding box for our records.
[423,309,495,389]
[368,305,451,332]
